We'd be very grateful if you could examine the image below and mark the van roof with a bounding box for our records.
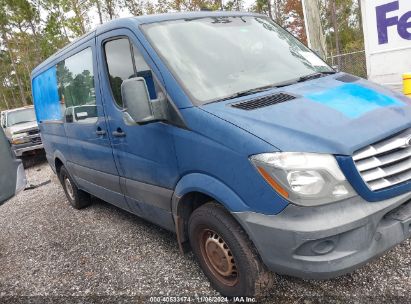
[129,11,259,25]
[31,11,262,78]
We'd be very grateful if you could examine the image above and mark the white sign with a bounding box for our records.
[361,0,411,91]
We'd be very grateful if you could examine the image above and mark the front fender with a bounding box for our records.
[171,172,250,216]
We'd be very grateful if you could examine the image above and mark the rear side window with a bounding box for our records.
[32,66,62,122]
[33,47,96,123]
[57,48,97,123]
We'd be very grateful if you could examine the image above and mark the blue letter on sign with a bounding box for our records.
[376,1,399,44]
[398,11,411,40]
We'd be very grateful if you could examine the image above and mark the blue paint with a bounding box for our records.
[32,66,62,122]
[305,83,405,118]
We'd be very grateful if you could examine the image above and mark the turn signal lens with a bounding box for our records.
[257,167,289,198]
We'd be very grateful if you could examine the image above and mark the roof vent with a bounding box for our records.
[336,74,360,83]
[231,93,296,110]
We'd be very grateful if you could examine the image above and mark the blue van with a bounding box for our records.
[31,11,411,297]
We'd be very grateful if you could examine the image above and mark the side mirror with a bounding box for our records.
[121,77,166,125]
[65,108,73,123]
[0,128,26,206]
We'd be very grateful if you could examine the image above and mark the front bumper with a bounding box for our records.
[234,192,411,279]
[12,143,44,157]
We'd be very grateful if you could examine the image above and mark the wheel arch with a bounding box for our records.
[171,173,250,253]
[52,150,68,175]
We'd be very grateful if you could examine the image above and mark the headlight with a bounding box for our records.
[11,132,29,144]
[250,152,356,206]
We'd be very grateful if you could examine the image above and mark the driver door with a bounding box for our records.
[96,29,180,230]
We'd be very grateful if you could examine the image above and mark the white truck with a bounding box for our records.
[361,0,411,92]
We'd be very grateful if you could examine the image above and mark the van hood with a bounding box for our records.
[5,121,38,138]
[201,74,411,155]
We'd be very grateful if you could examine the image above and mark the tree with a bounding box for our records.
[320,0,364,54]
[0,0,29,106]
[267,0,272,18]
[103,0,117,20]
[253,0,270,16]
[223,0,243,11]
[123,0,144,16]
[251,0,306,43]
[282,0,306,43]
[64,0,93,36]
[94,0,104,24]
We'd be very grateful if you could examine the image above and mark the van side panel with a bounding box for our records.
[39,122,68,172]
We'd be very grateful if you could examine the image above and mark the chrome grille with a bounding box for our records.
[27,129,39,135]
[31,136,42,144]
[353,129,411,191]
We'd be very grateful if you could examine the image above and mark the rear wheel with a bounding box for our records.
[59,166,91,209]
[188,202,274,297]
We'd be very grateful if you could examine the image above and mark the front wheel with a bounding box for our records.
[188,202,274,297]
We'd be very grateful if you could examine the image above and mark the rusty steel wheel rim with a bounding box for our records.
[199,228,238,286]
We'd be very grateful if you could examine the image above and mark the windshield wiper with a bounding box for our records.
[206,84,278,104]
[298,71,336,82]
[275,71,336,88]
[205,71,336,105]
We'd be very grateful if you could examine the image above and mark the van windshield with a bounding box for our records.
[7,108,36,127]
[142,16,334,105]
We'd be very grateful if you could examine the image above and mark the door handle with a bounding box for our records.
[112,128,126,137]
[96,127,106,136]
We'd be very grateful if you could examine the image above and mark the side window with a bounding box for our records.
[104,38,135,107]
[132,44,160,100]
[57,47,97,124]
[104,37,163,108]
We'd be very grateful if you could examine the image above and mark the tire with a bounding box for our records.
[188,202,275,297]
[59,166,91,209]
